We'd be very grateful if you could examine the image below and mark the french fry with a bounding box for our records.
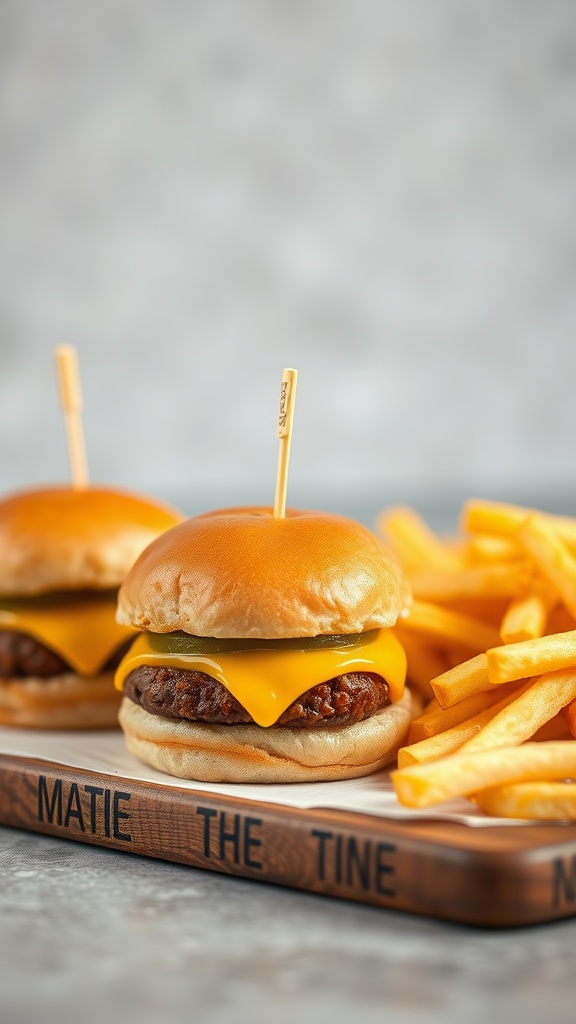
[399,683,530,766]
[410,563,531,603]
[376,507,460,572]
[398,729,472,768]
[392,742,576,809]
[407,683,517,743]
[517,515,576,620]
[500,578,558,644]
[462,499,576,547]
[461,500,532,537]
[402,601,502,653]
[465,534,522,564]
[431,653,495,708]
[474,782,576,820]
[458,668,576,754]
[487,630,576,684]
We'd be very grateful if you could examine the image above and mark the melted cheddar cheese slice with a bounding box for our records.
[0,594,136,676]
[115,629,406,728]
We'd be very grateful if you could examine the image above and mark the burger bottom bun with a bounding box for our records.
[0,673,122,729]
[118,690,412,783]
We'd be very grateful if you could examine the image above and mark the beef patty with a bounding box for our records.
[0,630,132,678]
[123,665,391,728]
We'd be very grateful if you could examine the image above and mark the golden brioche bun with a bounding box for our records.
[0,486,184,596]
[0,673,121,729]
[117,507,411,638]
[118,691,412,783]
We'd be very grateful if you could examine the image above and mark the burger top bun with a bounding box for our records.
[0,486,184,596]
[117,507,412,639]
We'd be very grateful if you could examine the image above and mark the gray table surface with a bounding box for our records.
[2,824,576,1024]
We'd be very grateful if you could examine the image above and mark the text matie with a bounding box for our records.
[38,775,131,841]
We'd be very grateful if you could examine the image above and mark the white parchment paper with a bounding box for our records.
[0,725,533,828]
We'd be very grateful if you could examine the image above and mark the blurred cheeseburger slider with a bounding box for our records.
[0,486,182,728]
[115,507,412,782]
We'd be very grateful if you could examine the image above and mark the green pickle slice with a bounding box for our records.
[147,630,380,657]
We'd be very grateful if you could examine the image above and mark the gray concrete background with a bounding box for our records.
[2,825,576,1024]
[1,1,576,519]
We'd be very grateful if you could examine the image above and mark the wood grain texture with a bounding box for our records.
[2,752,576,927]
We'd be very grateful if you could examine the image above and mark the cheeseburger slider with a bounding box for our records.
[0,485,183,728]
[115,507,412,782]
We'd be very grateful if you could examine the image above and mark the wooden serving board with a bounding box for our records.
[2,750,576,927]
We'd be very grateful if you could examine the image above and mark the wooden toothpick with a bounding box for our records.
[273,368,298,518]
[54,345,89,490]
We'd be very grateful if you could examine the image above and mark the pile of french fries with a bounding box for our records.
[378,500,576,820]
